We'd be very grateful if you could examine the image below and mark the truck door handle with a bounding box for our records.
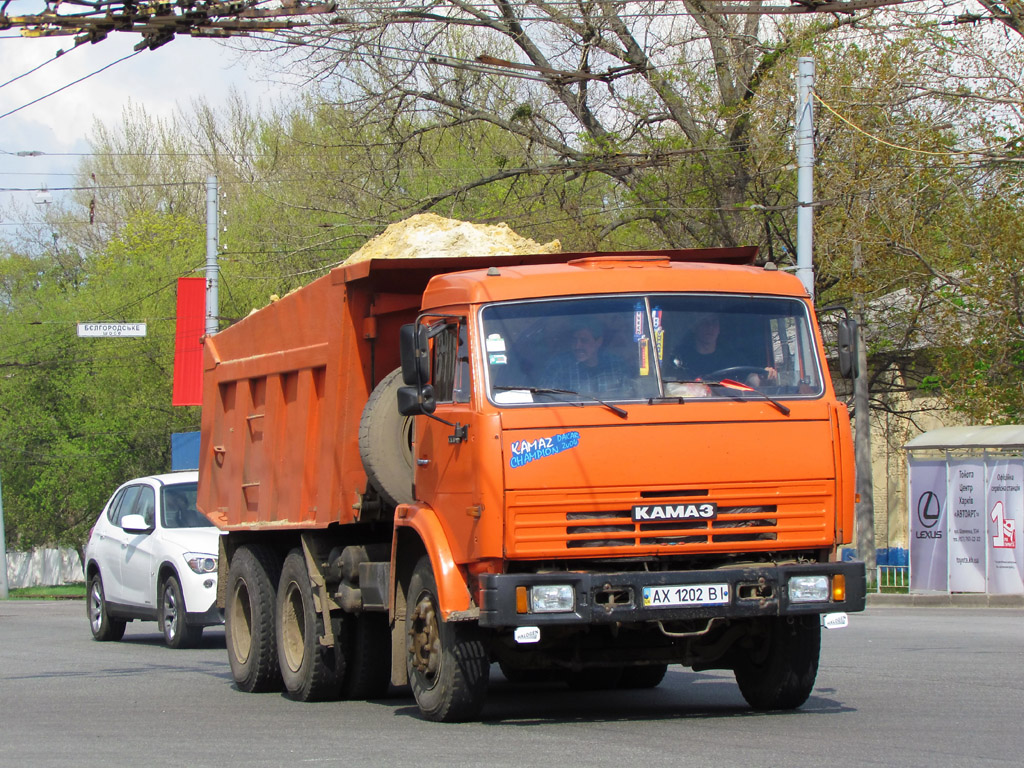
[417,459,430,466]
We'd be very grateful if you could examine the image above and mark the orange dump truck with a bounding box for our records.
[198,248,865,721]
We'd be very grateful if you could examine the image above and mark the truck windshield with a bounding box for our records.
[481,295,823,405]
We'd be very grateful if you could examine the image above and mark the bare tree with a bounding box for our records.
[251,1,871,249]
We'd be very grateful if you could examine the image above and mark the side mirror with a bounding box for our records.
[400,323,430,386]
[837,316,859,379]
[121,513,153,534]
[397,384,437,416]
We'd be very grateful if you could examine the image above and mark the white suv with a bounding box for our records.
[84,471,223,648]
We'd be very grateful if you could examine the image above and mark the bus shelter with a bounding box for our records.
[906,425,1024,594]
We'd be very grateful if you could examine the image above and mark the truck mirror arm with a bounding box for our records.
[397,384,468,444]
[421,411,469,444]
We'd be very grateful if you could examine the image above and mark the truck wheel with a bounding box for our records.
[734,616,820,710]
[406,556,489,722]
[359,368,415,507]
[87,573,126,642]
[159,574,203,649]
[277,550,342,701]
[341,612,392,700]
[226,544,283,693]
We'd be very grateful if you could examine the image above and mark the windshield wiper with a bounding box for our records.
[710,379,791,416]
[493,385,629,419]
[653,378,709,404]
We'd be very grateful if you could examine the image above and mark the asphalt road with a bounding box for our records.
[1,600,1022,768]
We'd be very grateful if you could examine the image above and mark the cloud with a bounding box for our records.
[2,33,283,149]
[0,25,290,223]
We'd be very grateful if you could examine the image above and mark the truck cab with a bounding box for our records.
[390,252,863,718]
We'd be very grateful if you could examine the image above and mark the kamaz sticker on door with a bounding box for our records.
[509,431,581,468]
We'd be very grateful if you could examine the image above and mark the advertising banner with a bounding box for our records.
[172,277,206,406]
[985,458,1023,594]
[909,458,947,591]
[947,458,987,592]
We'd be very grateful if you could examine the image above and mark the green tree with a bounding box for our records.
[0,211,202,549]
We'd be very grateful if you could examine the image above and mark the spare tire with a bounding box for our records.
[359,368,415,507]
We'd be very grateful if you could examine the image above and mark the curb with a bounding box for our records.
[866,592,1024,608]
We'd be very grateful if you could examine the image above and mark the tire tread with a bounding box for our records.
[227,544,283,693]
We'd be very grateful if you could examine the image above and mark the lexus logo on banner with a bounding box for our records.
[909,458,948,591]
[917,491,941,530]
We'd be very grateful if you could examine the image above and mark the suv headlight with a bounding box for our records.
[184,552,218,574]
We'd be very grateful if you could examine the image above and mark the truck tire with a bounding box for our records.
[87,572,126,642]
[276,550,343,701]
[359,368,415,508]
[734,616,820,710]
[406,556,489,722]
[159,574,203,649]
[226,544,283,693]
[340,612,392,700]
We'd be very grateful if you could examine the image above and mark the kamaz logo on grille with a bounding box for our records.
[631,503,718,521]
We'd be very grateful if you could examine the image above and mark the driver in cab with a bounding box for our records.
[541,320,631,395]
[670,312,777,388]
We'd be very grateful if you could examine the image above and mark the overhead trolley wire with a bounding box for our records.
[0,49,143,122]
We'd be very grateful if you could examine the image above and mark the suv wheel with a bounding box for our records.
[160,574,203,649]
[88,573,127,642]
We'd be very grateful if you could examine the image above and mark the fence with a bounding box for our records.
[877,564,910,592]
[6,548,84,588]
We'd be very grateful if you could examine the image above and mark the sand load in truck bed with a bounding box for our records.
[345,213,561,263]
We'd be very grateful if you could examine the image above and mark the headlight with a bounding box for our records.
[788,575,830,603]
[184,552,218,574]
[530,584,575,613]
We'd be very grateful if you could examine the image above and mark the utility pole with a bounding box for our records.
[796,57,815,299]
[0,473,10,598]
[206,175,220,336]
[852,244,877,574]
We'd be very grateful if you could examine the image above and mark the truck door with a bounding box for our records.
[414,319,480,559]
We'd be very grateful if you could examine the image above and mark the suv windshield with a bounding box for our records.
[482,294,822,405]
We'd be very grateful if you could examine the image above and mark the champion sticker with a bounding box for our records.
[510,431,581,468]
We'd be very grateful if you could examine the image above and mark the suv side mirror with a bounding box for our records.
[837,316,859,379]
[121,513,153,534]
[400,323,430,386]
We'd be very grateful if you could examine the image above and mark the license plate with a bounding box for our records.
[642,583,730,607]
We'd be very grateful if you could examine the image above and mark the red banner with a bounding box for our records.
[172,277,206,406]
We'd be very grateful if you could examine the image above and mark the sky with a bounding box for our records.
[0,3,294,231]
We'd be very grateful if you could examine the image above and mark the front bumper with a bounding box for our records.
[478,560,865,628]
[186,602,224,628]
[179,571,220,620]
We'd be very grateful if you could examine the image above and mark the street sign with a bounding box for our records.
[76,322,147,338]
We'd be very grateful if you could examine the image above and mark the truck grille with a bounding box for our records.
[566,506,777,548]
[507,484,833,556]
